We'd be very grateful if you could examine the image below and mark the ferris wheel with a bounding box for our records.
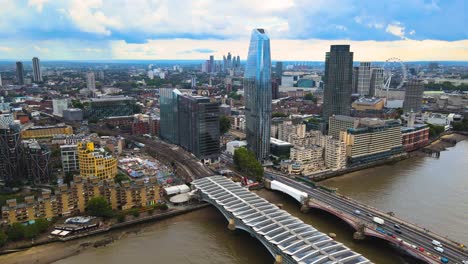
[383,57,407,90]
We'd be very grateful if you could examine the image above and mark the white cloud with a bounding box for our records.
[110,38,468,61]
[33,45,50,53]
[386,23,406,39]
[28,0,50,12]
[409,30,416,35]
[0,46,13,52]
[354,15,384,29]
[66,0,122,35]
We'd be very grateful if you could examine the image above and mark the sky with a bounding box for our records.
[0,0,467,61]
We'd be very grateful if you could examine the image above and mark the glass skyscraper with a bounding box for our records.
[16,61,24,85]
[159,88,181,144]
[244,29,272,162]
[177,95,220,161]
[323,45,354,122]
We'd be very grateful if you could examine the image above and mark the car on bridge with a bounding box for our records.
[434,246,444,253]
[353,210,361,215]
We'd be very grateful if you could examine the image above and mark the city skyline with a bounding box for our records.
[0,1,466,61]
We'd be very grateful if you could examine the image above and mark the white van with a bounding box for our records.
[434,246,444,253]
[432,240,442,247]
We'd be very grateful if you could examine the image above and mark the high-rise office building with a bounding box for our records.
[86,71,96,91]
[275,61,283,78]
[84,96,136,120]
[16,61,24,85]
[32,57,43,82]
[0,117,22,182]
[352,67,358,93]
[191,75,197,88]
[322,45,353,122]
[60,144,79,172]
[53,98,69,117]
[356,62,371,96]
[209,55,214,74]
[236,56,240,68]
[177,95,220,161]
[0,73,3,86]
[403,79,424,113]
[369,68,384,97]
[159,88,181,144]
[244,28,272,162]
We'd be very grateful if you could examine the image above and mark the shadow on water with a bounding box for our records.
[258,189,424,264]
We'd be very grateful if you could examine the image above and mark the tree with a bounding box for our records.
[34,218,50,233]
[114,172,130,184]
[71,99,84,109]
[426,123,445,138]
[219,115,231,134]
[24,225,39,239]
[233,147,264,181]
[272,112,288,118]
[7,223,25,241]
[0,230,7,247]
[452,119,468,132]
[304,93,317,103]
[63,172,74,185]
[86,196,113,218]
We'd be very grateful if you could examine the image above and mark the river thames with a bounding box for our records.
[1,141,466,264]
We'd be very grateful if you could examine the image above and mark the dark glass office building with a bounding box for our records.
[403,79,424,113]
[159,88,181,144]
[323,45,354,122]
[84,96,137,121]
[16,61,24,85]
[244,28,272,162]
[177,95,220,160]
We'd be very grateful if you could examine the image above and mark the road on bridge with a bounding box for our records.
[265,171,468,264]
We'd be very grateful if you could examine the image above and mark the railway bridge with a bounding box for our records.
[192,176,372,264]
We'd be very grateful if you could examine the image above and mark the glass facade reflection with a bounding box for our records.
[159,88,181,144]
[244,28,272,162]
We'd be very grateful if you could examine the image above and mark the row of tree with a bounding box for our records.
[425,82,468,92]
[233,147,264,182]
[0,218,50,246]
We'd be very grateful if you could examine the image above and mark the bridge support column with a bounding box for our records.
[300,204,310,213]
[264,179,272,190]
[228,218,236,231]
[353,231,365,240]
[274,255,282,264]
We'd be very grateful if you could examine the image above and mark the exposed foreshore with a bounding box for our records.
[0,203,209,260]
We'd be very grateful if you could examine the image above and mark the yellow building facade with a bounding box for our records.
[77,142,117,180]
[1,176,161,225]
[21,124,73,139]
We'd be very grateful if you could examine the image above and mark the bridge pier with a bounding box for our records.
[300,204,310,213]
[228,218,236,231]
[353,231,366,240]
[274,255,282,264]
